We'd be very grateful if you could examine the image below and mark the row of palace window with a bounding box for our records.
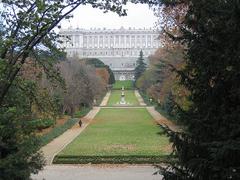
[67,35,158,44]
[109,63,136,67]
[79,34,157,41]
[81,43,157,48]
[67,50,152,56]
[80,50,152,56]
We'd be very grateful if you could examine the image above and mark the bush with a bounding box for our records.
[74,107,91,118]
[28,118,54,130]
[38,118,79,147]
[162,92,175,116]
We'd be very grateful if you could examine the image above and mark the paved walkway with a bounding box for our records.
[40,107,100,165]
[32,165,162,180]
[100,91,111,106]
[135,90,147,106]
[146,106,179,132]
[101,106,146,108]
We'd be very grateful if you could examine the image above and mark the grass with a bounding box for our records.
[53,108,171,164]
[107,90,139,106]
[112,80,134,90]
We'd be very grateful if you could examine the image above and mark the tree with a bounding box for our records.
[0,1,127,179]
[0,0,127,106]
[158,0,240,179]
[83,58,115,84]
[106,65,116,85]
[134,50,146,82]
[58,59,106,117]
[0,79,45,179]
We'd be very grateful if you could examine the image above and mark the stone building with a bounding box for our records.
[59,27,161,80]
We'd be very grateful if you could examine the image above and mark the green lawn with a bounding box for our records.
[107,90,139,106]
[53,108,171,164]
[112,80,134,90]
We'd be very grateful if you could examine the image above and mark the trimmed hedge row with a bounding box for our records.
[28,118,54,130]
[38,118,79,147]
[53,155,169,164]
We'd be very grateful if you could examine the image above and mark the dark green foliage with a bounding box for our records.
[84,58,106,68]
[39,118,79,147]
[0,80,45,180]
[106,65,116,84]
[160,0,240,179]
[163,92,175,117]
[134,50,147,82]
[27,119,54,130]
[74,107,91,118]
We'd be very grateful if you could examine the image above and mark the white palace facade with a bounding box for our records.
[59,27,161,80]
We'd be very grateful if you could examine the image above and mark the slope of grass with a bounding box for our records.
[107,90,139,106]
[112,80,134,90]
[54,108,170,164]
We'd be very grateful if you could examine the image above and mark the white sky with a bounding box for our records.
[60,3,159,29]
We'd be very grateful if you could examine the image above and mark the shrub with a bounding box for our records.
[28,118,54,130]
[74,107,91,118]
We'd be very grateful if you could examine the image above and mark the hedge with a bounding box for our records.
[28,118,54,130]
[53,155,170,164]
[74,107,91,118]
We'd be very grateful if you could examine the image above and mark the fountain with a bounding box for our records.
[120,86,126,105]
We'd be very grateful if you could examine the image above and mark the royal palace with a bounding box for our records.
[59,27,161,80]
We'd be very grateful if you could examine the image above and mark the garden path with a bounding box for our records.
[134,90,147,106]
[146,106,180,132]
[40,106,100,165]
[32,165,162,180]
[99,91,111,106]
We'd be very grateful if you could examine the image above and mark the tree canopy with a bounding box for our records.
[0,1,128,179]
[158,0,240,179]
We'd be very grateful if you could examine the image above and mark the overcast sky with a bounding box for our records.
[60,3,159,30]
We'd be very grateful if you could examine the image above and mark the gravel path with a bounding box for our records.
[32,165,162,180]
[40,106,100,165]
[100,91,111,106]
[146,106,179,132]
[134,90,147,106]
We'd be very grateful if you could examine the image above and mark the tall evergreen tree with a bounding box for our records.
[159,0,240,179]
[134,50,146,82]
